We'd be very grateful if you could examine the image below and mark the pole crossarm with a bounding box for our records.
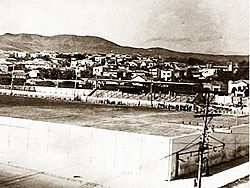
[194,113,221,118]
[208,135,226,146]
[163,92,231,186]
[162,135,201,159]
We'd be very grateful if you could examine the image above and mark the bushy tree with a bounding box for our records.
[80,66,93,78]
[62,69,75,80]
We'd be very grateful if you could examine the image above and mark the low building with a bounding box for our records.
[203,81,227,93]
[0,64,8,73]
[0,59,10,73]
[160,69,173,81]
[131,75,147,86]
[103,70,118,79]
[149,68,160,80]
[11,51,28,58]
[93,66,105,77]
[24,59,52,70]
[13,70,27,79]
[228,80,249,97]
[131,70,149,79]
[28,70,40,78]
[200,68,217,78]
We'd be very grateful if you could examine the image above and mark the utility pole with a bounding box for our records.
[150,69,153,108]
[150,81,153,108]
[236,107,238,126]
[194,92,225,187]
[10,63,15,95]
[197,92,210,188]
[73,67,78,100]
[175,91,229,187]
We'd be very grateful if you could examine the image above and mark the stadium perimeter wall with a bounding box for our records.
[170,124,249,179]
[0,116,172,181]
[0,116,248,181]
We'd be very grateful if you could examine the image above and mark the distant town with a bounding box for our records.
[0,49,249,112]
[0,0,249,186]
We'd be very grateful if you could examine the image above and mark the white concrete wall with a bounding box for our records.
[169,124,249,179]
[0,87,92,99]
[35,86,92,96]
[215,95,232,105]
[0,116,171,181]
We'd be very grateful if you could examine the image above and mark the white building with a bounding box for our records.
[13,70,26,79]
[160,70,173,81]
[41,51,53,58]
[200,68,217,78]
[228,80,249,97]
[93,66,105,77]
[28,70,40,78]
[94,56,106,63]
[14,51,28,58]
[0,59,10,73]
[103,70,118,78]
[24,59,52,70]
[71,59,94,68]
[131,70,148,78]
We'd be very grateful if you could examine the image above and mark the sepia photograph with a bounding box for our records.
[0,0,249,187]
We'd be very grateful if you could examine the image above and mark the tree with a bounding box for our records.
[41,68,61,79]
[80,66,93,78]
[216,70,234,84]
[186,69,194,80]
[187,57,204,66]
[72,53,86,60]
[61,60,70,67]
[233,61,249,80]
[62,69,75,80]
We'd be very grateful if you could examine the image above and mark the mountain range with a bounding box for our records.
[0,33,248,64]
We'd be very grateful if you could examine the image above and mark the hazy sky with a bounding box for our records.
[0,0,249,54]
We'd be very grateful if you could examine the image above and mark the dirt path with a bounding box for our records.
[0,162,102,188]
[220,175,249,188]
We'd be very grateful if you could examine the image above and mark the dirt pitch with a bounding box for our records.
[0,95,248,137]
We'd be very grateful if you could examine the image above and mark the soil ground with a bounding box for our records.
[220,175,249,188]
[0,95,248,136]
[0,95,248,187]
[0,162,101,188]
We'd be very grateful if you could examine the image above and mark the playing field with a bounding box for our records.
[0,95,248,136]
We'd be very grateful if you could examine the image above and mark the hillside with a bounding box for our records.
[0,33,248,64]
[0,33,121,53]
